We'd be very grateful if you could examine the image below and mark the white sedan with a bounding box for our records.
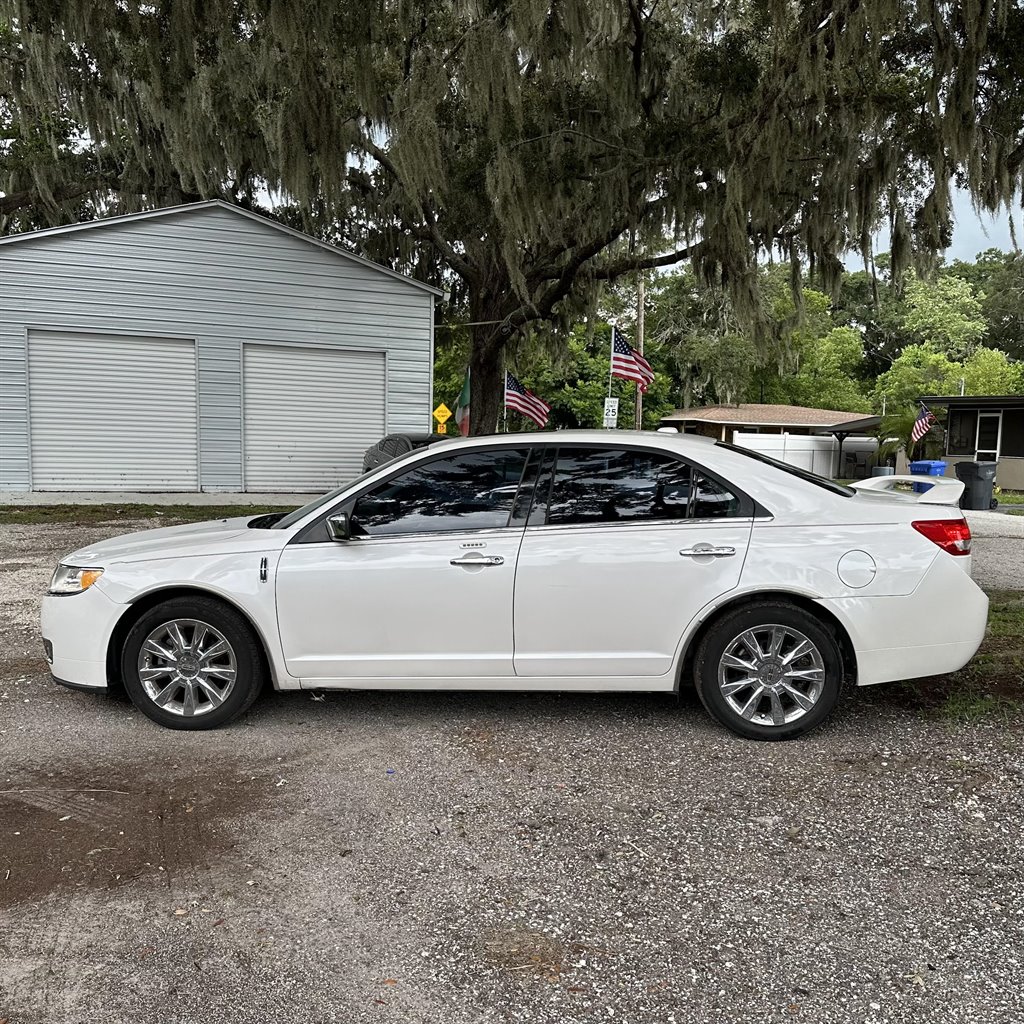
[41,431,988,740]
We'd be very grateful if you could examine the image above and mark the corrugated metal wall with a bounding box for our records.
[0,204,435,491]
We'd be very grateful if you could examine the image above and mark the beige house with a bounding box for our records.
[659,403,880,443]
[921,394,1024,490]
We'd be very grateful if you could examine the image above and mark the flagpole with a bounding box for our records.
[502,365,508,433]
[607,327,615,400]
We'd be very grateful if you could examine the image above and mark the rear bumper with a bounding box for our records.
[40,584,125,690]
[819,554,989,687]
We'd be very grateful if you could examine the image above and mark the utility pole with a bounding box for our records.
[634,273,645,430]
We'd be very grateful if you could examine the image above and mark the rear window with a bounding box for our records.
[716,442,856,497]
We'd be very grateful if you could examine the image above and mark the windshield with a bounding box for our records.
[716,442,856,497]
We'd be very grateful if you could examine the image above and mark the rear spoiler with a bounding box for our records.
[849,474,965,506]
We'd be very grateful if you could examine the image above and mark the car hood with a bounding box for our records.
[62,516,281,565]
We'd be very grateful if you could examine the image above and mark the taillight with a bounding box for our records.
[911,519,972,556]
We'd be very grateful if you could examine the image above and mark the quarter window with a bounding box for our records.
[352,449,529,536]
[691,471,741,518]
[542,447,737,525]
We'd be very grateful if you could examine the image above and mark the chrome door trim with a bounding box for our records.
[450,554,505,567]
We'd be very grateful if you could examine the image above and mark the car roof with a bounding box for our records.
[434,429,715,449]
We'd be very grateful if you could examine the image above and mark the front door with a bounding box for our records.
[275,446,530,682]
[513,446,752,680]
[976,412,1001,462]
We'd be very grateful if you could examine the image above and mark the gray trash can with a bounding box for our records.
[870,466,895,477]
[954,461,997,511]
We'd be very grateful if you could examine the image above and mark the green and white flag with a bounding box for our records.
[455,368,471,436]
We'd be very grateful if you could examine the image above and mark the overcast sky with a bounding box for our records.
[845,186,1017,267]
[946,187,1017,260]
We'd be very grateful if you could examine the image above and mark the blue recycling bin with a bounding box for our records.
[908,459,947,493]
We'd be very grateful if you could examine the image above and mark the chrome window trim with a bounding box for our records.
[522,516,757,536]
[293,525,527,548]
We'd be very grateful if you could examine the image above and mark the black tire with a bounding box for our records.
[694,601,844,741]
[120,595,266,730]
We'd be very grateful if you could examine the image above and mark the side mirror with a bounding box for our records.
[326,512,352,542]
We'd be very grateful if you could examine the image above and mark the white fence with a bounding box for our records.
[732,432,878,478]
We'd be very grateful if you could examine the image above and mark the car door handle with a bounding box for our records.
[679,545,736,558]
[450,554,505,567]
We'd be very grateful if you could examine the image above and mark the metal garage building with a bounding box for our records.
[0,201,441,492]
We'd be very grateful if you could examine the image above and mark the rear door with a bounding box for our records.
[512,445,753,680]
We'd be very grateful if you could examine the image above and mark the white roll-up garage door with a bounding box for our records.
[28,331,198,491]
[243,344,386,491]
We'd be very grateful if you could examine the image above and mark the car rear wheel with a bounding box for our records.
[121,596,266,730]
[694,602,844,740]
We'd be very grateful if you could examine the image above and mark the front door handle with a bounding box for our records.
[450,554,505,567]
[679,545,736,558]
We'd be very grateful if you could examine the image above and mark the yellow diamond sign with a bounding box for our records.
[433,403,452,424]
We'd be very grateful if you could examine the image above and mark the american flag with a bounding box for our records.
[504,371,551,428]
[910,403,937,444]
[611,326,655,392]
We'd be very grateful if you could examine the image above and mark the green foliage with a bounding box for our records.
[946,249,1024,360]
[648,270,754,406]
[773,328,872,413]
[437,324,675,432]
[873,344,961,412]
[899,274,987,359]
[874,341,1024,454]
[7,1,1024,427]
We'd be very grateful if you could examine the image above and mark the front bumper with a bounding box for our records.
[40,583,126,690]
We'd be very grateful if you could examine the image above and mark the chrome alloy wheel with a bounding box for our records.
[137,618,237,717]
[716,625,826,727]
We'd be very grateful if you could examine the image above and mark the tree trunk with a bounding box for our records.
[468,326,505,435]
[465,283,512,435]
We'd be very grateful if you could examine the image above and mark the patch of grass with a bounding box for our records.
[995,488,1024,503]
[937,688,1021,723]
[1006,509,1024,516]
[932,588,1024,722]
[873,589,1024,723]
[0,503,296,526]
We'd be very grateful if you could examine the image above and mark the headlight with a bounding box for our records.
[49,564,104,595]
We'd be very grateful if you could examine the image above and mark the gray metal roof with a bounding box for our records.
[920,394,1024,409]
[0,199,446,297]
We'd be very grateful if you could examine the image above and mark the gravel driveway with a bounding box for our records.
[965,510,1024,590]
[2,521,1022,1024]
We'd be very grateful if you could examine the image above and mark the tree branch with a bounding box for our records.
[358,137,475,281]
[0,178,106,217]
[592,240,705,280]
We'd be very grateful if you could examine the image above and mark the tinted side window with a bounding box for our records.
[545,448,694,525]
[353,449,528,537]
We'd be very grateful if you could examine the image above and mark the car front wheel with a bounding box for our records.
[694,602,844,740]
[121,596,266,730]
